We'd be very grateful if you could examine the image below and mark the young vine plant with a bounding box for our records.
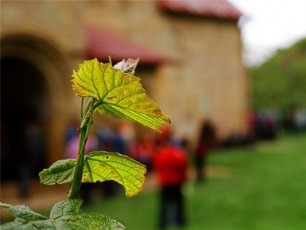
[0,58,171,229]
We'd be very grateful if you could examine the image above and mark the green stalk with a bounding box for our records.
[68,98,95,199]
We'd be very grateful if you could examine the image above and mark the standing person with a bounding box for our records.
[194,120,216,182]
[153,127,188,230]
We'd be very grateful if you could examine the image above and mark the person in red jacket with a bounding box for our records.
[153,127,188,230]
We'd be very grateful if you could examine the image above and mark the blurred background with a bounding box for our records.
[1,0,306,229]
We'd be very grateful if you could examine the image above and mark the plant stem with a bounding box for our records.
[68,98,94,199]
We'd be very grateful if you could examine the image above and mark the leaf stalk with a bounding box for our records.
[68,98,95,199]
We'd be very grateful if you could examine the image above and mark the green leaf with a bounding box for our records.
[1,200,125,230]
[72,58,171,131]
[50,199,82,219]
[39,159,76,185]
[83,151,146,197]
[0,202,51,230]
[50,199,125,230]
[38,152,146,198]
[54,213,125,230]
[0,219,55,230]
[0,202,47,221]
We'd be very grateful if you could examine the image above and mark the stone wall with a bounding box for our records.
[82,1,249,143]
[1,0,249,165]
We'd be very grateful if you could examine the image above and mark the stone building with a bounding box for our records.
[1,0,249,178]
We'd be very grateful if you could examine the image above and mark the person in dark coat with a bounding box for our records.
[194,120,216,182]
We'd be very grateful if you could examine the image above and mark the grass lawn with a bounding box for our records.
[84,132,306,230]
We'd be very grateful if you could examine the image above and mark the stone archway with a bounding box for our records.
[1,57,48,181]
[1,33,73,182]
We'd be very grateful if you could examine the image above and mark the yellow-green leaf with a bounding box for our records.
[72,58,171,131]
[38,152,146,198]
[83,151,146,198]
[39,159,76,185]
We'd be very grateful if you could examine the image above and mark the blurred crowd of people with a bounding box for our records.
[64,119,216,179]
[65,121,155,170]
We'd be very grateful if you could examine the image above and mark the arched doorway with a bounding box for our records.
[1,57,48,181]
[0,33,72,188]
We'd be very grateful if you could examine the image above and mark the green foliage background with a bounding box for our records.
[251,38,306,111]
